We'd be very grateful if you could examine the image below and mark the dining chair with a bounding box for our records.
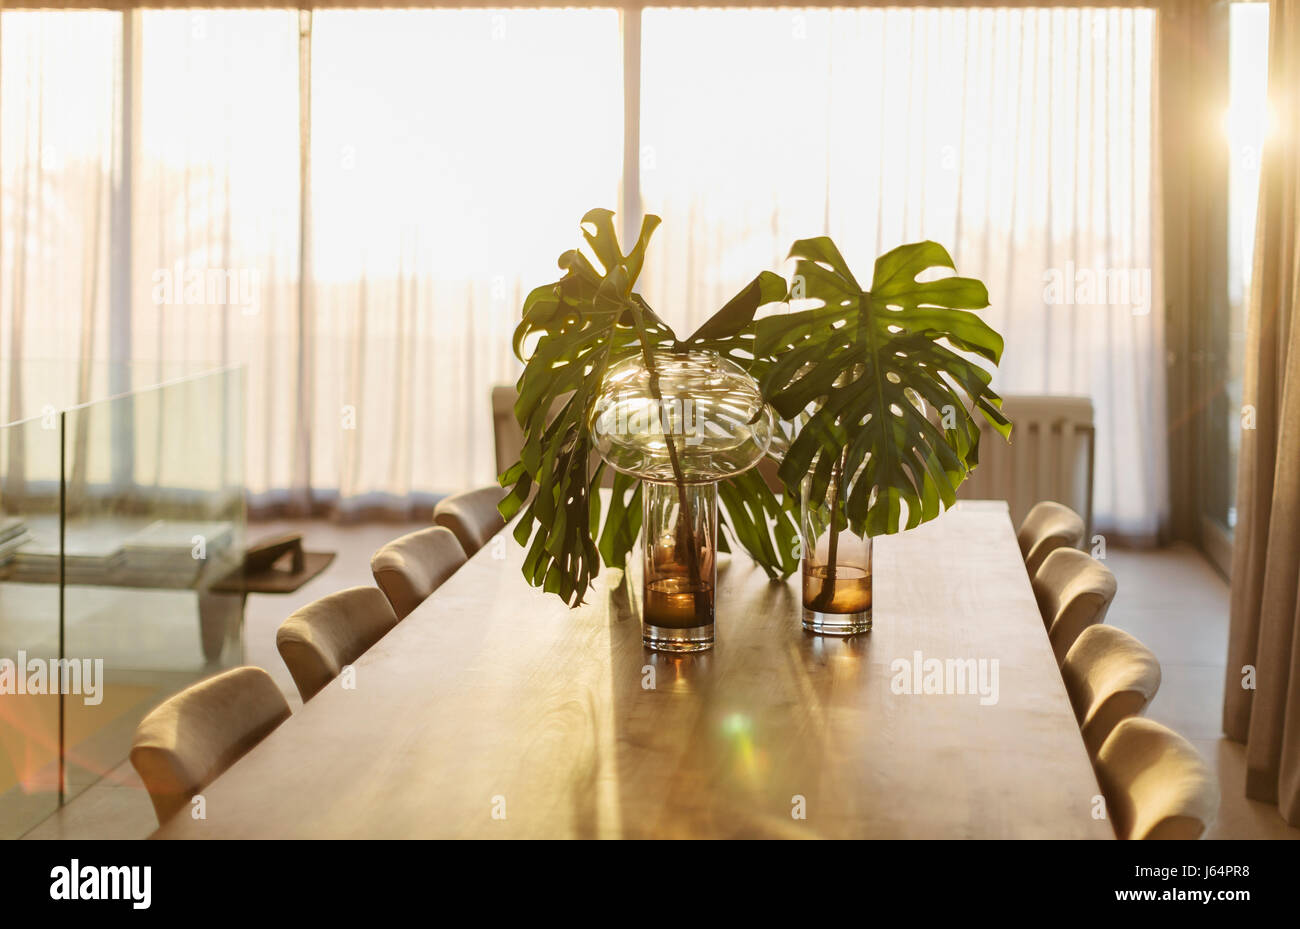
[130,666,291,825]
[1061,624,1162,758]
[492,385,525,479]
[276,586,398,702]
[433,485,507,556]
[1017,500,1086,578]
[1094,717,1219,839]
[370,526,466,620]
[1031,547,1118,664]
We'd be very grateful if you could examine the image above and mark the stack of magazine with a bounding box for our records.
[118,520,234,588]
[9,526,127,585]
[0,516,31,570]
[0,518,233,588]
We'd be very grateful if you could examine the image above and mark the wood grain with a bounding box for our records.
[154,500,1112,839]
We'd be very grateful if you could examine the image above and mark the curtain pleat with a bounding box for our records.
[1224,0,1300,826]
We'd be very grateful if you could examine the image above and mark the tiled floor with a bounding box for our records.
[20,529,1300,840]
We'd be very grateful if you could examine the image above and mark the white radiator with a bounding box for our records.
[958,394,1095,538]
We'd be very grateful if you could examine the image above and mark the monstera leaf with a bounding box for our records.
[499,210,666,606]
[756,238,1011,537]
[502,209,798,606]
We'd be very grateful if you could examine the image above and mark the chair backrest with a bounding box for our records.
[957,394,1095,536]
[1061,624,1162,758]
[371,526,466,620]
[276,586,398,702]
[433,485,507,556]
[492,385,523,481]
[1031,547,1117,664]
[130,666,291,824]
[1017,500,1087,578]
[1095,717,1219,839]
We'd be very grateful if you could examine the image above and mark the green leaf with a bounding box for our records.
[503,210,678,606]
[580,208,622,273]
[623,215,662,285]
[597,470,643,568]
[681,271,788,345]
[718,468,800,580]
[759,240,1011,538]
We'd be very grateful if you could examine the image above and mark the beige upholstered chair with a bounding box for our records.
[1031,547,1117,664]
[370,526,466,620]
[492,385,525,479]
[130,666,291,825]
[1095,717,1219,840]
[276,586,398,702]
[434,485,507,556]
[1017,500,1086,578]
[1061,624,1162,758]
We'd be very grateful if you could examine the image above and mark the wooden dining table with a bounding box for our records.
[154,499,1112,839]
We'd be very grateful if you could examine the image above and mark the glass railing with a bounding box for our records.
[0,364,246,837]
[0,411,63,839]
[0,359,230,426]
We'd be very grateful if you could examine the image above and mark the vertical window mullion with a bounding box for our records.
[109,9,140,489]
[620,5,642,246]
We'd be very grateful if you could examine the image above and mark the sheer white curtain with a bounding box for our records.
[1,12,118,417]
[308,10,621,510]
[640,7,1166,540]
[3,8,620,514]
[132,11,302,503]
[135,9,621,512]
[4,7,1165,534]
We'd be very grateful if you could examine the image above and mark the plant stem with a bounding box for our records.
[809,447,846,612]
[631,303,709,623]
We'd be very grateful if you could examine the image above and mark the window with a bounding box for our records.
[640,7,1162,538]
[3,6,1168,536]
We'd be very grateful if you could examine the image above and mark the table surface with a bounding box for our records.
[155,500,1112,839]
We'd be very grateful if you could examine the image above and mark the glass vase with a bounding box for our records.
[641,479,717,652]
[800,471,872,635]
[590,349,774,652]
[590,351,773,482]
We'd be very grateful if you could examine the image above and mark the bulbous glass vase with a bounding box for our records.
[590,350,773,652]
[590,351,773,482]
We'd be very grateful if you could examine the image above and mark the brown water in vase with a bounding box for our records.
[641,480,717,649]
[644,576,715,628]
[802,563,872,614]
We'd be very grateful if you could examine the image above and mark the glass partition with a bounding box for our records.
[0,364,245,833]
[0,358,226,427]
[0,413,64,839]
[59,366,246,805]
